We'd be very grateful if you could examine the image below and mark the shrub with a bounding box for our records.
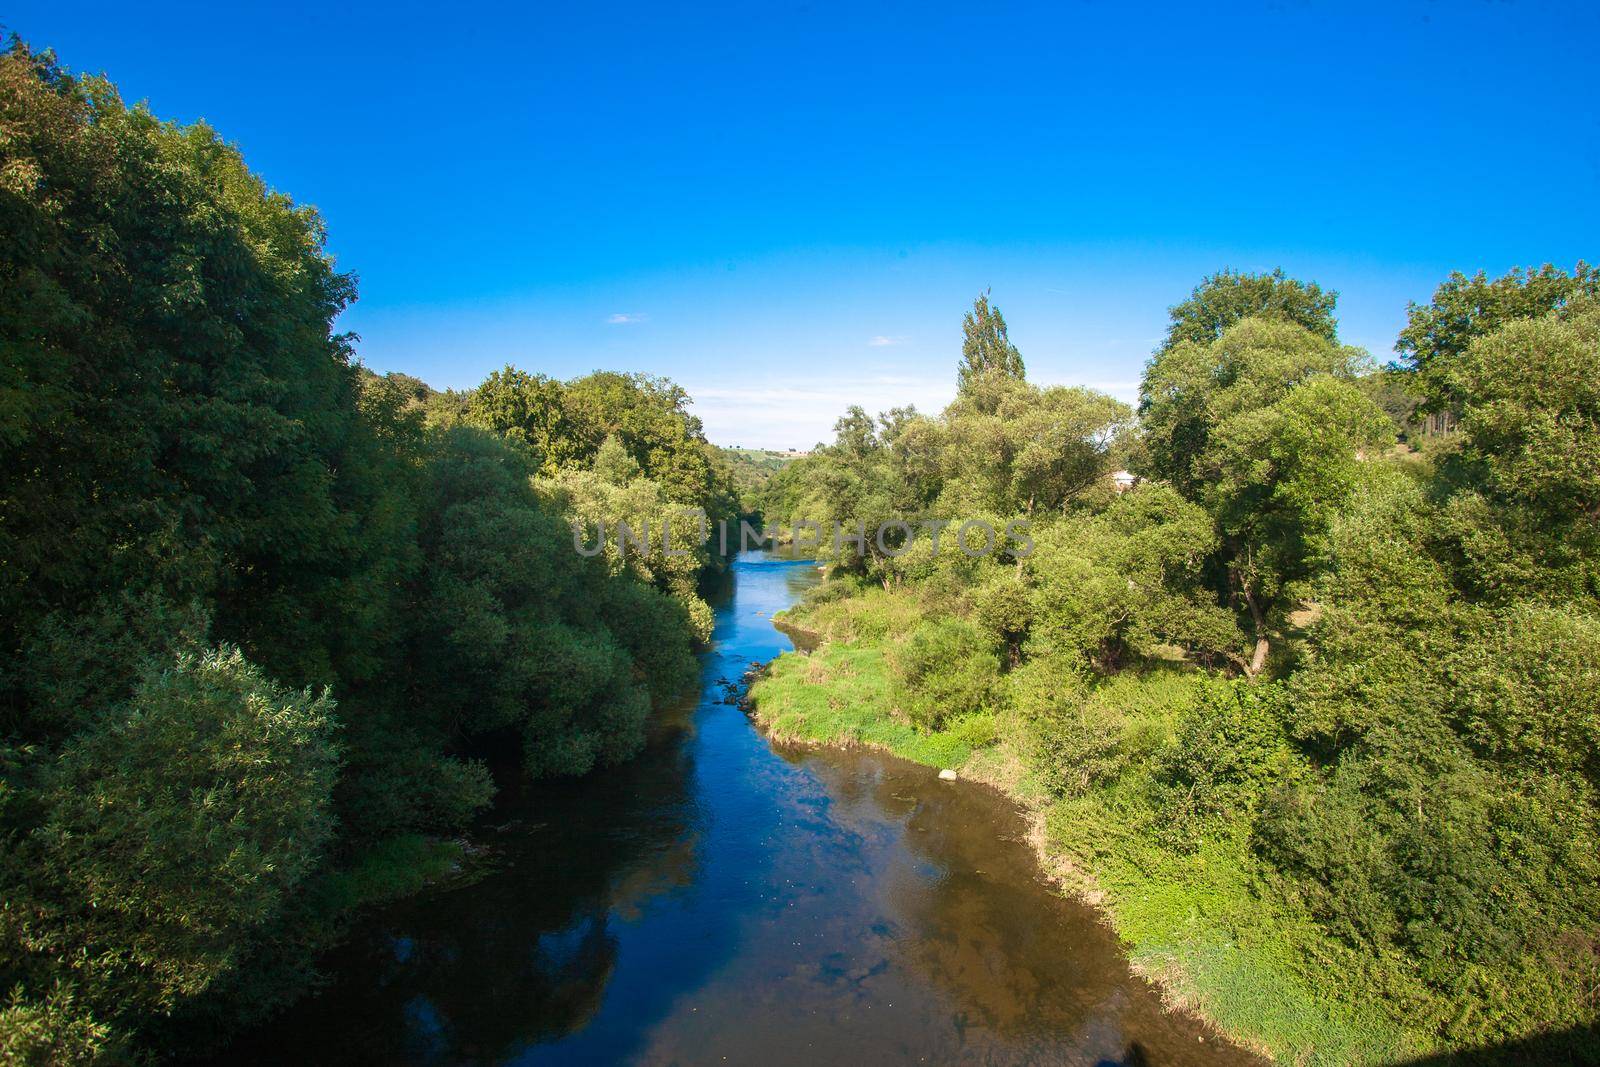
[1152,679,1293,846]
[0,984,119,1067]
[889,617,1002,730]
[23,647,338,1023]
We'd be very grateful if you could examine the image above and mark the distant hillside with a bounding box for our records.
[715,446,804,509]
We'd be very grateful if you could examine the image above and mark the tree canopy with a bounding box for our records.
[0,40,715,1058]
[956,291,1026,393]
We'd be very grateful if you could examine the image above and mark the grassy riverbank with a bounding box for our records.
[749,607,1417,1065]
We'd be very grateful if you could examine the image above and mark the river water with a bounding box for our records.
[220,551,1258,1066]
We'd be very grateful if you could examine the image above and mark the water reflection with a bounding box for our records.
[209,554,1257,1066]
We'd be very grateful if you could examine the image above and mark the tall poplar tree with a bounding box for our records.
[956,291,1026,393]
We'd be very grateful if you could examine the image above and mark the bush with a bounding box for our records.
[14,647,338,1029]
[1152,679,1293,846]
[889,617,1002,730]
[1254,724,1600,1042]
[1451,603,1600,785]
[0,984,119,1067]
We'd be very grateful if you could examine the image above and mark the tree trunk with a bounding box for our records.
[1242,585,1269,677]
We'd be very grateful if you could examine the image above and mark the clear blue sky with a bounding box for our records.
[12,1,1597,448]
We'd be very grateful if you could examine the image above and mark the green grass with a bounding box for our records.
[1046,788,1414,1064]
[777,584,926,644]
[318,834,476,913]
[750,643,994,769]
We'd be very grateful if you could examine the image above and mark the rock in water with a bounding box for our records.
[938,769,958,781]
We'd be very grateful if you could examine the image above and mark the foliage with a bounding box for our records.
[1159,267,1339,354]
[940,375,1130,515]
[888,617,1002,730]
[1396,261,1599,411]
[0,40,713,1059]
[1141,316,1392,673]
[1152,679,1292,842]
[465,367,590,473]
[754,268,1600,1060]
[411,428,698,776]
[5,647,338,1037]
[6,34,1600,1060]
[956,291,1025,392]
[1024,485,1242,670]
[714,446,799,511]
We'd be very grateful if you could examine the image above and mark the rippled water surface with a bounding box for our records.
[217,552,1258,1066]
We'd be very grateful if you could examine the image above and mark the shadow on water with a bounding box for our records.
[208,552,1262,1065]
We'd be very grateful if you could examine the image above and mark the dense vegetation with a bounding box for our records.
[4,28,1596,1067]
[0,42,736,1062]
[715,446,800,512]
[751,270,1600,1062]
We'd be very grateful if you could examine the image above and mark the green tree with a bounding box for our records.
[1140,317,1390,674]
[464,367,592,474]
[593,432,642,485]
[941,375,1128,516]
[11,648,338,1025]
[1396,262,1599,412]
[0,40,721,1057]
[956,291,1025,394]
[1159,268,1338,354]
[1425,300,1600,603]
[1024,485,1241,671]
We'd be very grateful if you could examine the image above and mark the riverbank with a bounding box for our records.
[205,551,1260,1064]
[747,628,1416,1066]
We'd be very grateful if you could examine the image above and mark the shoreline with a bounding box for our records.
[746,686,1273,1062]
[743,634,1420,1066]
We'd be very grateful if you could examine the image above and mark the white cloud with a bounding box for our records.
[867,335,904,347]
[606,313,647,325]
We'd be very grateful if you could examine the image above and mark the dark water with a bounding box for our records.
[219,552,1258,1066]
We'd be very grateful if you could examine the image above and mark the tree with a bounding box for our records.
[1140,317,1390,674]
[592,433,641,485]
[464,367,591,474]
[1428,299,1600,603]
[0,39,722,1057]
[830,405,880,458]
[1023,485,1242,671]
[17,648,338,1020]
[1450,299,1600,532]
[1159,268,1339,355]
[942,376,1128,516]
[411,428,698,778]
[1396,262,1599,412]
[956,291,1025,394]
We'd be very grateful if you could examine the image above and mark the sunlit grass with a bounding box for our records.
[751,643,994,769]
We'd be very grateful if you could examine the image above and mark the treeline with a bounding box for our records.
[0,42,734,1061]
[756,266,1600,1058]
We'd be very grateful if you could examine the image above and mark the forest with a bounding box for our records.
[750,267,1600,1060]
[0,41,740,1061]
[4,29,1599,1067]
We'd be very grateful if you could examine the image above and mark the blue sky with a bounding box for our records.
[12,1,1597,448]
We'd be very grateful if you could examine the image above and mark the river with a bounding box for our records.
[216,550,1259,1066]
